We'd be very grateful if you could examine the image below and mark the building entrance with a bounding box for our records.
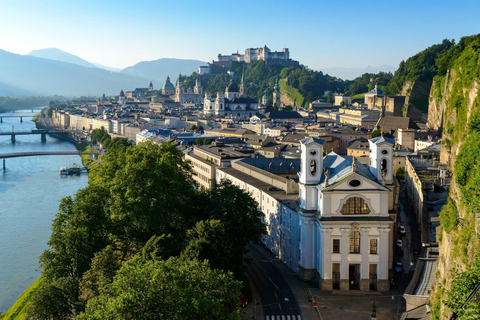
[349,264,360,290]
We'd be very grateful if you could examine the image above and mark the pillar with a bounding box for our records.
[377,227,391,292]
[41,133,46,142]
[340,228,350,290]
[3,159,5,170]
[360,227,371,291]
[11,134,15,144]
[320,228,333,291]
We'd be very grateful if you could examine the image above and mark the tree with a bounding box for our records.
[189,124,197,131]
[194,137,204,145]
[142,234,183,261]
[78,257,243,320]
[203,137,215,145]
[80,246,122,302]
[326,91,333,103]
[181,219,233,272]
[283,105,293,112]
[202,181,266,276]
[197,125,204,132]
[395,166,405,181]
[27,282,72,320]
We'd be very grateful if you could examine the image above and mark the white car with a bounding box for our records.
[399,226,406,235]
[396,239,403,247]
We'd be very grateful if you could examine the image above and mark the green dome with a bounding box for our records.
[161,76,175,91]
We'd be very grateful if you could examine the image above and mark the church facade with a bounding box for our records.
[216,136,395,291]
[175,75,203,104]
[203,76,258,118]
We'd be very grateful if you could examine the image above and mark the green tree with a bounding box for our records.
[189,124,197,131]
[80,246,122,302]
[395,166,405,181]
[203,137,215,145]
[78,257,243,320]
[197,125,204,132]
[142,234,183,261]
[195,137,204,145]
[182,219,233,272]
[27,283,72,320]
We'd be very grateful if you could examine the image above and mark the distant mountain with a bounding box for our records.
[92,63,122,73]
[28,48,98,69]
[0,49,151,97]
[320,65,396,80]
[121,58,206,84]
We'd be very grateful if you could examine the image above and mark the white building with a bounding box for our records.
[216,136,396,291]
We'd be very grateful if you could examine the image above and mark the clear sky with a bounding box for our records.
[0,0,479,71]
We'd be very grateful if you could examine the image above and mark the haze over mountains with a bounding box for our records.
[0,48,206,97]
[1,47,395,97]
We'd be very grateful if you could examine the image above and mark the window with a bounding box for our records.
[340,197,370,214]
[370,239,378,254]
[332,239,340,253]
[349,230,360,253]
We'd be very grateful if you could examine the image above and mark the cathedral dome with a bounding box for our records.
[161,76,175,91]
[226,79,239,92]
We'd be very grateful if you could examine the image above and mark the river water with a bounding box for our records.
[0,108,88,312]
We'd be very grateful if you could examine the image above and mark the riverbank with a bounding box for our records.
[0,278,44,319]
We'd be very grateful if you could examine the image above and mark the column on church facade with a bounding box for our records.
[377,227,391,292]
[339,227,350,291]
[298,217,317,281]
[360,227,371,291]
[320,228,333,291]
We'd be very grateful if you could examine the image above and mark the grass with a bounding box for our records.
[351,93,365,103]
[0,277,44,320]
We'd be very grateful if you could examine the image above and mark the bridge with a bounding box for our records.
[0,151,99,169]
[0,130,68,143]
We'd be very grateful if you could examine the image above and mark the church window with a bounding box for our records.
[349,180,361,187]
[382,149,388,155]
[370,239,378,254]
[340,197,370,215]
[381,159,388,172]
[332,239,340,253]
[310,159,317,176]
[349,230,360,253]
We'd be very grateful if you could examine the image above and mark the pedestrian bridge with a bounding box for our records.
[0,151,99,169]
[0,130,68,143]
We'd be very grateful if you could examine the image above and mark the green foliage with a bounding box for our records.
[26,282,72,320]
[371,130,381,138]
[80,246,122,302]
[0,277,45,320]
[439,197,459,233]
[189,124,197,131]
[76,141,89,152]
[454,132,480,213]
[182,219,234,272]
[142,234,183,261]
[194,137,204,145]
[345,72,393,96]
[203,137,215,145]
[0,95,66,113]
[384,39,455,95]
[395,166,405,181]
[90,127,111,147]
[77,257,243,320]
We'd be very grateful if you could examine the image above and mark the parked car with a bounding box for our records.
[399,226,406,235]
[395,262,403,272]
[396,239,403,247]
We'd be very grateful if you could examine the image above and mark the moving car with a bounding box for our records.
[395,262,403,272]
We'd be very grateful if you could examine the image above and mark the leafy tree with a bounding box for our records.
[189,124,197,131]
[39,185,112,280]
[194,137,204,145]
[395,166,405,181]
[283,105,293,112]
[326,91,333,103]
[80,246,122,302]
[182,219,233,272]
[197,125,204,132]
[202,181,266,275]
[203,137,215,145]
[142,234,183,261]
[371,130,381,138]
[27,282,72,320]
[78,257,243,320]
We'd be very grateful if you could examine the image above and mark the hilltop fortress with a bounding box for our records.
[199,45,299,75]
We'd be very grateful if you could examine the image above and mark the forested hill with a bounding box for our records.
[424,33,480,318]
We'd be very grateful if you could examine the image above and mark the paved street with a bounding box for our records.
[246,243,302,320]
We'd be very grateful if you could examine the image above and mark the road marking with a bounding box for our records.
[265,315,301,320]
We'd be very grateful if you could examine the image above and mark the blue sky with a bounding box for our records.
[0,0,479,72]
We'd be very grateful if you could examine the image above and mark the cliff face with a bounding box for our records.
[400,79,432,121]
[427,36,480,319]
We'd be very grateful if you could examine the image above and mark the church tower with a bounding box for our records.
[118,90,126,107]
[273,77,281,109]
[368,136,394,185]
[194,78,202,95]
[298,137,324,211]
[149,81,154,92]
[239,69,247,98]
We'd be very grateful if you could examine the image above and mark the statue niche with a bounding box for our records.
[310,159,316,176]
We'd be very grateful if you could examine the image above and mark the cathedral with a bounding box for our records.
[174,75,203,104]
[203,74,258,118]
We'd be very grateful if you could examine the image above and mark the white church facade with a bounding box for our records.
[216,136,396,291]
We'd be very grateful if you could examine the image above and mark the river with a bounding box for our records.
[0,108,88,312]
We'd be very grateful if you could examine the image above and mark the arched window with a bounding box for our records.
[381,158,388,172]
[340,197,370,215]
[349,230,360,253]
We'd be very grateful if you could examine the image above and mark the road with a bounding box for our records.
[246,243,302,320]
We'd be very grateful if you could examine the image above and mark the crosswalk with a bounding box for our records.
[265,316,301,320]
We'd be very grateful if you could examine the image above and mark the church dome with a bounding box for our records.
[226,79,239,92]
[161,76,175,91]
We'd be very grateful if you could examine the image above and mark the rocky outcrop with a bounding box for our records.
[400,79,432,121]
